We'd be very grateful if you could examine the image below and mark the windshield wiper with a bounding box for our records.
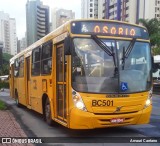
[121,38,136,70]
[91,35,118,76]
[91,35,113,56]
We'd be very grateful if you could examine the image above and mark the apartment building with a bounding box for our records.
[82,0,104,19]
[103,0,160,23]
[26,0,49,46]
[82,0,160,23]
[0,11,17,55]
[139,0,160,20]
[52,8,75,30]
[0,41,3,67]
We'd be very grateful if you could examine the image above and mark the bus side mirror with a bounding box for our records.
[152,56,155,72]
[64,36,71,55]
[151,56,154,67]
[152,56,158,73]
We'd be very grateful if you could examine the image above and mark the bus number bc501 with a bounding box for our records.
[92,100,113,107]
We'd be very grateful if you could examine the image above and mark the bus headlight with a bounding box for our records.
[72,90,87,111]
[145,99,151,106]
[144,89,152,108]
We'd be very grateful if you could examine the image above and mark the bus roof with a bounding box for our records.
[72,19,147,29]
[10,19,148,64]
[10,20,71,64]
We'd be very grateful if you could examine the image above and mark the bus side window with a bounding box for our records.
[32,47,41,76]
[19,56,24,77]
[14,58,19,77]
[41,41,52,75]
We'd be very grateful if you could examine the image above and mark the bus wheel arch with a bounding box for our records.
[42,94,53,126]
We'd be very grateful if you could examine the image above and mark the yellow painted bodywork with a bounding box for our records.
[69,92,152,129]
[9,19,152,129]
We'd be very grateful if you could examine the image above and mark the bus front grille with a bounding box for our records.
[98,117,133,126]
[94,111,138,115]
[101,122,130,126]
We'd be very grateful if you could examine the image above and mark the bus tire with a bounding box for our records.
[45,98,53,126]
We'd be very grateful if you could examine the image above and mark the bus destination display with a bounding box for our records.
[71,21,149,39]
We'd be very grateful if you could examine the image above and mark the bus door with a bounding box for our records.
[26,57,31,106]
[56,44,68,122]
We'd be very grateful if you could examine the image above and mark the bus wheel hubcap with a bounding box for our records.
[45,104,50,119]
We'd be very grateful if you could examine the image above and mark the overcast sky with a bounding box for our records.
[0,0,81,39]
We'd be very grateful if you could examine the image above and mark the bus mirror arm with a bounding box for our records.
[151,56,155,72]
[64,36,72,55]
[151,56,154,65]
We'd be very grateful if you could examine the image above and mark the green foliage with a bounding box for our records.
[139,18,160,55]
[3,53,13,63]
[152,47,160,56]
[150,33,160,47]
[139,18,159,37]
[0,64,9,76]
[0,53,11,76]
[0,100,7,110]
[0,80,9,89]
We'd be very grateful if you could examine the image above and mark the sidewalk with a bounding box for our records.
[0,89,34,146]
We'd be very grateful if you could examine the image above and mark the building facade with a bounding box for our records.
[20,37,27,52]
[52,8,75,31]
[139,0,160,20]
[0,11,17,55]
[0,41,3,67]
[26,0,49,46]
[81,0,160,22]
[104,0,139,23]
[103,0,160,24]
[82,0,104,19]
[98,0,106,19]
[9,18,17,55]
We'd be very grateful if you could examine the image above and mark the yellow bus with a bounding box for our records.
[10,19,152,129]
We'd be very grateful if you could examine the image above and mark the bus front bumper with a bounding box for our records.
[69,106,152,129]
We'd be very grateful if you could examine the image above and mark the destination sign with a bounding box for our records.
[71,21,149,39]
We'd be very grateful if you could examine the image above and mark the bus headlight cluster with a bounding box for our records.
[144,89,152,108]
[145,99,151,107]
[72,90,87,111]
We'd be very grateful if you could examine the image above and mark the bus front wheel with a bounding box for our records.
[45,98,53,126]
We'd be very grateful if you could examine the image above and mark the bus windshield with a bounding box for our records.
[72,38,152,93]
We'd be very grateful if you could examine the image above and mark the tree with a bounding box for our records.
[0,64,9,76]
[139,18,159,36]
[3,53,13,63]
[139,18,160,55]
[0,53,12,76]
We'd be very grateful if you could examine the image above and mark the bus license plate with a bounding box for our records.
[110,118,124,123]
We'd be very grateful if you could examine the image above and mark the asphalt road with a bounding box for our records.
[0,90,160,146]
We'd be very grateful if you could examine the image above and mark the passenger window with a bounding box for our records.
[32,47,41,76]
[19,56,24,77]
[41,41,52,75]
[14,59,19,77]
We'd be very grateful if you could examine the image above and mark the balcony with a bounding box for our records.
[37,17,46,22]
[37,25,46,30]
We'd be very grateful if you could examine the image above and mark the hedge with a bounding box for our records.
[0,81,9,89]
